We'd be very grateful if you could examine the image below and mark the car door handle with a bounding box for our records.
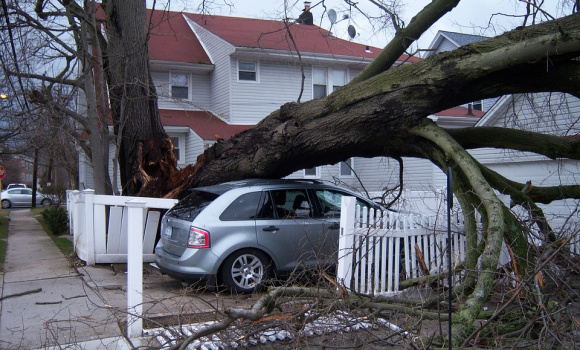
[327,223,340,230]
[262,226,279,232]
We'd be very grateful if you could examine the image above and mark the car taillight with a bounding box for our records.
[188,227,209,248]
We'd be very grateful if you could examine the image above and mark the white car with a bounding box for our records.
[1,188,53,208]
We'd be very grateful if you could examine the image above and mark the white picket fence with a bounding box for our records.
[337,196,466,296]
[67,190,178,265]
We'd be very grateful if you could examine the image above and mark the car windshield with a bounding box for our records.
[167,190,219,220]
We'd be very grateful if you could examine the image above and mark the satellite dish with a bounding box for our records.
[328,9,337,24]
[347,25,356,39]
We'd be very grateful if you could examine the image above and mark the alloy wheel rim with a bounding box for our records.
[230,254,264,289]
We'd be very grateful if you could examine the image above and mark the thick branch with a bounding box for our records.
[448,127,580,160]
[410,120,506,344]
[351,0,461,84]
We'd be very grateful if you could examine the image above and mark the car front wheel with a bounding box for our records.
[220,249,271,293]
[41,199,52,207]
[1,199,11,209]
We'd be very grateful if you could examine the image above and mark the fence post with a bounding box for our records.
[82,189,95,266]
[337,196,356,291]
[125,199,146,339]
[67,190,80,238]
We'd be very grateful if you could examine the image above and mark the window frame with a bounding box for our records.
[169,135,184,164]
[312,67,347,99]
[170,72,190,100]
[303,167,320,178]
[339,158,354,178]
[238,60,259,82]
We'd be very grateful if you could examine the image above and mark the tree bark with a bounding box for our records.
[102,0,176,195]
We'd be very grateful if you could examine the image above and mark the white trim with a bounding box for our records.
[474,95,512,127]
[168,134,185,165]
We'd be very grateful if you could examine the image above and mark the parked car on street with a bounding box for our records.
[155,179,378,293]
[1,188,53,208]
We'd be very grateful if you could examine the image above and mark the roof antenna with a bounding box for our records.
[327,8,350,36]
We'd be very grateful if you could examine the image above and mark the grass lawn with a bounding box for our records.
[0,209,9,272]
[31,207,74,256]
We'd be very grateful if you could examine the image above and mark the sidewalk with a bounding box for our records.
[0,209,126,349]
[0,209,263,350]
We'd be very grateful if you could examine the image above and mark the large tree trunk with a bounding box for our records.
[102,0,176,195]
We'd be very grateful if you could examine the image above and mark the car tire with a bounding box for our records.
[41,199,52,207]
[220,249,271,293]
[1,199,11,209]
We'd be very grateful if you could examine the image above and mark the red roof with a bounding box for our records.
[435,106,485,118]
[160,109,252,140]
[148,10,211,64]
[182,13,420,62]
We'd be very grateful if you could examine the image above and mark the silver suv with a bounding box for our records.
[155,179,376,293]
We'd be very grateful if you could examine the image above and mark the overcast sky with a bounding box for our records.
[153,0,568,54]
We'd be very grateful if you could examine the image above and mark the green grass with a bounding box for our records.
[32,207,74,256]
[0,209,9,272]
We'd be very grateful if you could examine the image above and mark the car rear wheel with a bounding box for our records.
[220,249,271,293]
[1,199,11,209]
[41,199,52,207]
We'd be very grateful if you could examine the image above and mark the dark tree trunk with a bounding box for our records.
[102,0,176,195]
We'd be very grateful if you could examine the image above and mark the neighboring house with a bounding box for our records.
[387,31,579,230]
[469,94,580,230]
[426,30,495,112]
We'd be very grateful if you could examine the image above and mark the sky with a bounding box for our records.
[150,0,568,54]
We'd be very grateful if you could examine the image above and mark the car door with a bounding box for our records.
[255,189,327,272]
[20,189,34,206]
[11,189,30,206]
[310,189,377,263]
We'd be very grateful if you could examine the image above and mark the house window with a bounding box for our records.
[332,69,346,92]
[303,167,320,178]
[171,73,189,99]
[471,100,483,111]
[340,158,354,177]
[313,68,347,98]
[238,61,257,81]
[313,68,327,99]
[170,136,183,163]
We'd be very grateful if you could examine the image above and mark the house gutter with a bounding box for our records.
[149,60,215,72]
[230,47,375,67]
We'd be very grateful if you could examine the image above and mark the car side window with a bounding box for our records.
[219,192,261,221]
[256,189,312,219]
[314,189,369,218]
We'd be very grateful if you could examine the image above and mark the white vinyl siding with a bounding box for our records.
[230,61,307,125]
[186,16,236,122]
[152,70,211,110]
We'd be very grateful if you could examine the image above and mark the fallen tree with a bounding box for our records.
[136,3,580,346]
